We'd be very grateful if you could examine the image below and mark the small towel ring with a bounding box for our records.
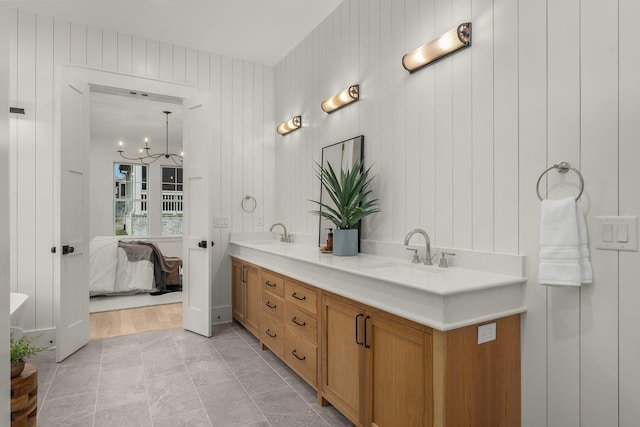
[536,161,584,201]
[241,195,257,212]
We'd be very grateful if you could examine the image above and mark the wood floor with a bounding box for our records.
[89,303,182,340]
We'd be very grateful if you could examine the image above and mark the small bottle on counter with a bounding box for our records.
[326,228,333,251]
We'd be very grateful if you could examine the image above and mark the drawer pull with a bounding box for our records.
[265,301,277,309]
[291,349,306,361]
[364,315,371,349]
[265,280,276,287]
[355,313,364,346]
[265,329,277,338]
[291,316,306,327]
[291,292,306,301]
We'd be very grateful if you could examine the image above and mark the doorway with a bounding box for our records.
[55,65,213,360]
[88,87,185,320]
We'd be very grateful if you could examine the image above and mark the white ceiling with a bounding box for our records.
[6,0,343,66]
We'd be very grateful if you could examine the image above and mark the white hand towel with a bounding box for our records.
[538,197,592,286]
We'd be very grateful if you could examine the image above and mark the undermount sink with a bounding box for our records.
[362,261,445,277]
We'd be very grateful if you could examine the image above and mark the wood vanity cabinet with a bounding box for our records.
[231,259,259,336]
[321,291,520,427]
[231,257,520,427]
[321,293,432,427]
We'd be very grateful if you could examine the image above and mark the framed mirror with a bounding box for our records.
[318,135,364,248]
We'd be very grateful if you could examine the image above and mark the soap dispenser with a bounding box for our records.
[326,228,333,251]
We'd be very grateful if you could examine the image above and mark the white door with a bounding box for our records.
[54,68,90,361]
[182,93,212,336]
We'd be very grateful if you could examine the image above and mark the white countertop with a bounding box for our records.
[229,239,527,331]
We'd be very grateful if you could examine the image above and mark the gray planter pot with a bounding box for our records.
[333,229,358,256]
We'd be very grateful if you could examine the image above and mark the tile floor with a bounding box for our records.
[29,322,353,427]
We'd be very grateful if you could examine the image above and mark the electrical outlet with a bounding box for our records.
[256,216,263,228]
[478,323,496,344]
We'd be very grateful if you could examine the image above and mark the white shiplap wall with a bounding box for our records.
[0,6,11,425]
[8,9,275,332]
[273,0,639,426]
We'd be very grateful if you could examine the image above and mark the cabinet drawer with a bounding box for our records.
[261,270,284,298]
[261,314,284,358]
[285,304,317,345]
[285,328,317,388]
[262,292,284,321]
[285,280,317,315]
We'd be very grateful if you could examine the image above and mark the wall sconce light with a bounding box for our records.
[277,115,302,136]
[321,85,359,114]
[402,22,472,73]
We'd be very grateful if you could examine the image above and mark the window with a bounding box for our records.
[161,166,183,235]
[114,163,148,236]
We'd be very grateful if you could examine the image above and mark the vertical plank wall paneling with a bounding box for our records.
[35,14,55,331]
[618,1,640,426]
[272,0,636,425]
[579,0,619,424]
[9,10,275,331]
[546,0,581,424]
[0,6,11,424]
[518,0,548,425]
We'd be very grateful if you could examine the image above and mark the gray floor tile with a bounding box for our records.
[174,333,216,359]
[58,339,103,368]
[228,355,287,396]
[35,322,353,427]
[141,346,187,379]
[100,345,143,372]
[147,371,203,419]
[186,353,237,387]
[37,390,97,425]
[214,335,259,363]
[153,408,213,427]
[252,387,328,427]
[197,379,265,427]
[138,329,176,353]
[46,364,100,400]
[102,334,141,352]
[96,366,147,411]
[258,347,289,370]
[94,400,152,427]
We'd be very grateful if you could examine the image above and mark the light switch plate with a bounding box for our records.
[595,216,638,251]
[478,323,496,344]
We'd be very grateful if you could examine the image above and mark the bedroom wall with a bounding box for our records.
[8,9,275,332]
[273,0,640,426]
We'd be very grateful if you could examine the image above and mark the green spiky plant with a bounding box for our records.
[310,159,380,229]
[10,332,47,365]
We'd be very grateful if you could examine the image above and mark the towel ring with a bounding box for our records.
[241,195,257,212]
[536,161,584,201]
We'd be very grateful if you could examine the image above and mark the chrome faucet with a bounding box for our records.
[270,222,291,243]
[404,228,433,265]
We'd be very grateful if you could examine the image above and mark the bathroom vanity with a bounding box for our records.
[230,239,526,427]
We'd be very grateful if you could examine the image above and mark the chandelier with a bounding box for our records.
[117,110,183,166]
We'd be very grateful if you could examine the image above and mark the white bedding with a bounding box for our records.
[89,236,154,296]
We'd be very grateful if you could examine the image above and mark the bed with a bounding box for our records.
[89,236,182,296]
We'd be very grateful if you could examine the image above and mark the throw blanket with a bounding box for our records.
[118,241,182,294]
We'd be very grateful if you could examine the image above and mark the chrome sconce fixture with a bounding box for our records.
[402,22,472,73]
[277,115,302,136]
[321,85,359,114]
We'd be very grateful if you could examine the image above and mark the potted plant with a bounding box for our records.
[10,332,46,378]
[310,159,380,256]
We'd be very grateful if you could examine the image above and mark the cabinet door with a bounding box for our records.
[321,295,365,426]
[364,314,432,427]
[244,265,260,335]
[231,261,245,323]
